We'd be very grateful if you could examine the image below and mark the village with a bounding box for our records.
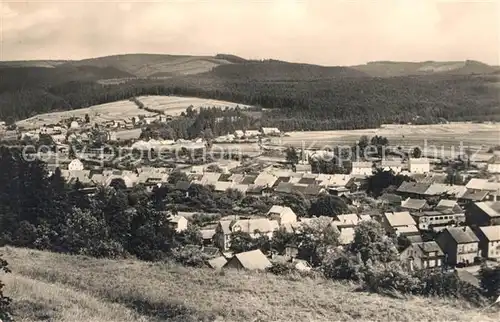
[1,108,499,289]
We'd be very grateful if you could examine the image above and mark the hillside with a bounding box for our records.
[1,247,498,322]
[210,61,368,80]
[0,65,134,92]
[352,60,500,77]
[0,60,68,68]
[63,54,234,77]
[1,53,499,127]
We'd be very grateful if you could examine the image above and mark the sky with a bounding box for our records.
[0,0,499,65]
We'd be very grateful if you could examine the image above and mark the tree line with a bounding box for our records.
[1,67,499,130]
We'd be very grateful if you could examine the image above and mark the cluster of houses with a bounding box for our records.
[171,193,499,272]
[214,127,281,142]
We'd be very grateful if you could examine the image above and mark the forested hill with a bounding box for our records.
[0,54,499,129]
[209,60,368,80]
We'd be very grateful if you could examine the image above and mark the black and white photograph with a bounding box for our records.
[0,0,499,321]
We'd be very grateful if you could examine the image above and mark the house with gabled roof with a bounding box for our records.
[436,226,479,266]
[397,182,431,198]
[408,158,430,174]
[214,218,279,250]
[351,161,373,176]
[223,249,272,270]
[254,172,277,187]
[466,201,500,227]
[382,211,417,236]
[476,225,500,261]
[267,205,297,225]
[169,215,188,233]
[401,198,429,212]
[400,241,445,271]
[435,199,463,214]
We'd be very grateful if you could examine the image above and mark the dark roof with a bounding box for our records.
[218,173,232,182]
[291,184,307,194]
[247,185,264,194]
[397,182,431,194]
[273,176,291,188]
[275,182,294,194]
[175,181,191,191]
[303,184,323,196]
[241,175,257,185]
[416,241,444,255]
[298,177,317,185]
[202,246,220,257]
[445,227,479,244]
[380,193,403,204]
[460,190,489,201]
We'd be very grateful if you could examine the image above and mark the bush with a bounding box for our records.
[415,270,484,305]
[322,251,365,282]
[171,247,210,268]
[362,264,420,295]
[267,262,296,276]
[478,264,500,299]
[0,255,12,322]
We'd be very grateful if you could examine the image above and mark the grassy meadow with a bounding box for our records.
[1,247,499,322]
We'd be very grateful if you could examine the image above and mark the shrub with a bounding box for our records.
[362,264,420,295]
[322,251,365,282]
[0,255,12,322]
[415,270,484,305]
[478,264,500,299]
[171,247,210,268]
[267,262,296,276]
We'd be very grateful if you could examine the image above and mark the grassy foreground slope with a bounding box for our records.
[1,247,498,322]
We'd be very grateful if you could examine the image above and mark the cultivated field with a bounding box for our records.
[16,100,155,130]
[16,96,252,130]
[1,247,498,322]
[136,96,252,116]
[274,123,500,154]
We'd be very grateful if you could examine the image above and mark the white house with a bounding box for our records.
[234,130,245,138]
[408,158,430,174]
[487,156,500,174]
[215,219,279,250]
[169,215,188,233]
[267,205,297,225]
[244,130,261,138]
[351,162,373,176]
[261,127,280,136]
[70,121,79,129]
[68,159,84,171]
[381,160,403,174]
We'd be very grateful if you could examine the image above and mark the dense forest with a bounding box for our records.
[1,61,499,130]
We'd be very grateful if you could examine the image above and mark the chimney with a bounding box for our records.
[463,226,467,232]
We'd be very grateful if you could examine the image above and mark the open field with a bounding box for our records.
[16,100,155,130]
[273,123,500,155]
[136,96,252,116]
[16,96,252,130]
[1,247,499,322]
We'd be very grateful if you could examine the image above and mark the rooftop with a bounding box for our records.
[479,225,500,241]
[445,227,479,244]
[384,211,417,227]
